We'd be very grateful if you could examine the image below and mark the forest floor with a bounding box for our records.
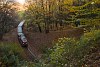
[3,26,84,57]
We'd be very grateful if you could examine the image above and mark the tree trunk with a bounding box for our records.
[37,23,42,33]
[56,22,58,30]
[60,22,63,26]
[45,22,49,33]
[0,33,3,40]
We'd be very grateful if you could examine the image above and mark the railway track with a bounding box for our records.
[27,44,38,61]
[23,46,37,61]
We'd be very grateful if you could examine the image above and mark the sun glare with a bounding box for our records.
[16,0,25,5]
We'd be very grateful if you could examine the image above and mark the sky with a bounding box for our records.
[15,0,26,5]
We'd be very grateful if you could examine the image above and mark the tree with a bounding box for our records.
[0,3,19,40]
[25,0,74,33]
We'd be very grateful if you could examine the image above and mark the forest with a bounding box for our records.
[0,0,100,67]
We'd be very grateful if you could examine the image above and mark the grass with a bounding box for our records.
[0,42,24,56]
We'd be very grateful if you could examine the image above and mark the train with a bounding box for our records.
[17,20,28,47]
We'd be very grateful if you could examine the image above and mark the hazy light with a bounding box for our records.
[91,2,94,5]
[16,0,25,5]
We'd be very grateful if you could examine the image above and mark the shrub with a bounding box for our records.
[41,30,100,67]
[0,42,26,67]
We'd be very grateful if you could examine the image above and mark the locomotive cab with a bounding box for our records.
[18,33,28,47]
